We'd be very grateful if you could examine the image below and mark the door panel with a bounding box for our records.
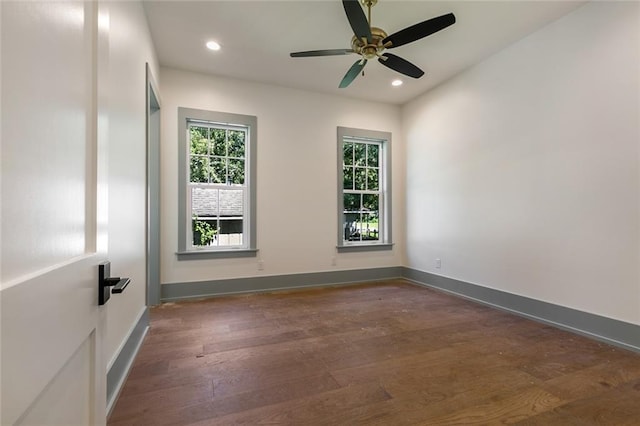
[1,257,105,424]
[1,1,108,424]
[1,0,92,283]
[17,334,94,426]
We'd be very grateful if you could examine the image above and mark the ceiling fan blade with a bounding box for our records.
[342,0,372,43]
[339,59,367,88]
[383,13,455,49]
[290,49,354,58]
[378,53,424,78]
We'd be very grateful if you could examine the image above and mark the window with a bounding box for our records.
[177,108,257,259]
[337,127,392,252]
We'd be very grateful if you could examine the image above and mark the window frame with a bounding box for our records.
[177,107,257,260]
[337,126,393,252]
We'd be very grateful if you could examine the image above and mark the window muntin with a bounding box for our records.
[178,108,257,258]
[338,127,392,250]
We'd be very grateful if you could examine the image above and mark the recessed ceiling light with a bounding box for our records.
[391,79,403,87]
[206,40,221,51]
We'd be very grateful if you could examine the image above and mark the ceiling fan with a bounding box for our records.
[290,0,456,88]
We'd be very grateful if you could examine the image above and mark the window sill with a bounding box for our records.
[176,249,258,260]
[336,243,394,253]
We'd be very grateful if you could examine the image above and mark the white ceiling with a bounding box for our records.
[143,0,586,105]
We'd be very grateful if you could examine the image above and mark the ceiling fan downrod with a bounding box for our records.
[362,0,377,27]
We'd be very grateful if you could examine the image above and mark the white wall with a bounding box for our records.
[160,68,404,285]
[105,1,159,365]
[403,1,639,324]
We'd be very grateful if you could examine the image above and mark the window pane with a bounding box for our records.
[361,213,379,241]
[343,212,360,241]
[354,143,366,166]
[218,218,244,246]
[192,187,219,217]
[228,159,245,185]
[354,167,366,190]
[343,193,359,212]
[212,128,226,156]
[367,168,379,191]
[190,156,209,183]
[228,130,245,158]
[343,142,353,166]
[192,218,218,247]
[218,189,244,246]
[343,166,354,190]
[191,187,219,247]
[190,127,209,155]
[363,194,379,213]
[219,189,243,217]
[367,144,379,167]
[210,158,226,184]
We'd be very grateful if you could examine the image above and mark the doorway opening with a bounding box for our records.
[146,64,161,305]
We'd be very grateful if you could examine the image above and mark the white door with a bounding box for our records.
[1,1,110,424]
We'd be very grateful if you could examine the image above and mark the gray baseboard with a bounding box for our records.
[106,308,149,417]
[403,267,640,353]
[161,267,404,302]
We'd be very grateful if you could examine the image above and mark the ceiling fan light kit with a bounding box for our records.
[290,0,456,88]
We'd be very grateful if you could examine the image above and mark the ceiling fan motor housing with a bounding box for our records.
[351,27,388,60]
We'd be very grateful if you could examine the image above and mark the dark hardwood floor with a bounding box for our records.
[108,280,640,425]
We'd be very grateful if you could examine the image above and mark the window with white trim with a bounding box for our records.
[337,127,392,252]
[177,108,257,259]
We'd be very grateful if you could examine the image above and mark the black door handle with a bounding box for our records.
[99,261,131,305]
[104,277,131,293]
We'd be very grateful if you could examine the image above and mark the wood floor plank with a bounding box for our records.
[423,386,565,425]
[109,379,213,422]
[552,378,640,425]
[137,372,341,425]
[539,354,640,401]
[108,280,640,425]
[187,382,392,426]
[516,379,640,425]
[118,365,217,398]
[325,366,547,425]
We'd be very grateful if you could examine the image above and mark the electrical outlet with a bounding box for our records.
[331,256,337,266]
[435,258,441,269]
[258,260,264,271]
